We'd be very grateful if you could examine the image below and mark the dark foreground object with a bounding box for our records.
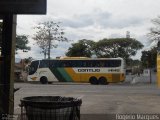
[20,96,82,120]
[14,87,21,93]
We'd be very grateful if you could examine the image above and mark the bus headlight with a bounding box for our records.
[31,77,37,80]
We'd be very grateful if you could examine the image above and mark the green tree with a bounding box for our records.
[141,47,157,68]
[127,58,141,66]
[16,35,31,53]
[148,16,160,41]
[24,57,33,64]
[0,22,30,54]
[66,39,95,57]
[33,21,68,59]
[94,38,144,65]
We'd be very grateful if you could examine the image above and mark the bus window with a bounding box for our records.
[54,60,62,67]
[62,60,71,67]
[82,61,88,67]
[50,60,56,67]
[91,60,97,67]
[105,60,121,67]
[71,60,82,67]
[113,60,121,67]
[29,61,39,75]
[39,60,49,68]
[99,61,105,67]
[78,60,83,67]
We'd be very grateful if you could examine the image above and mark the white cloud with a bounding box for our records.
[16,0,160,59]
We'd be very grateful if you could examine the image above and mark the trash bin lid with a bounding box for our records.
[21,96,82,109]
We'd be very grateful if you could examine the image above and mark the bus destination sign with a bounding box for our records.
[0,0,46,14]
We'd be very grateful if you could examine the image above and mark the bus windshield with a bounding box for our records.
[29,60,39,75]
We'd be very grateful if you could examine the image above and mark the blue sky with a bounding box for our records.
[16,0,160,59]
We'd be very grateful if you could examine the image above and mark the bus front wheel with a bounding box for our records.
[89,77,98,85]
[99,77,108,85]
[40,76,48,84]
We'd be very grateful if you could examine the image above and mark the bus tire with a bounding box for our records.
[99,77,108,85]
[40,76,48,84]
[89,77,98,85]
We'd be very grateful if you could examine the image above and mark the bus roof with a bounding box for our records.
[57,57,123,60]
[59,57,89,59]
[31,57,123,62]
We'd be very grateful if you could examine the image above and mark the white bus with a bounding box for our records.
[27,57,126,84]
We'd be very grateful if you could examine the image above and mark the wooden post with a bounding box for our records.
[0,14,16,115]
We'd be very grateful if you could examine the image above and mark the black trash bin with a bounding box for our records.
[20,96,82,120]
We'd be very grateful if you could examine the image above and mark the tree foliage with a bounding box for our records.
[66,39,95,57]
[33,21,68,59]
[94,38,143,64]
[66,38,143,65]
[24,57,33,64]
[141,47,157,68]
[16,35,31,53]
[148,16,160,41]
[0,23,30,54]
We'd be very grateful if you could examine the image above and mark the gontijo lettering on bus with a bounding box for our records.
[77,69,100,72]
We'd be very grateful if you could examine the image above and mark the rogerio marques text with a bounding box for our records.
[116,114,159,120]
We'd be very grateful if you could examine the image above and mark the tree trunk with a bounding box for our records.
[48,31,51,59]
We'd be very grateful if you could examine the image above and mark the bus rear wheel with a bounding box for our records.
[99,77,108,85]
[89,77,98,85]
[40,76,48,84]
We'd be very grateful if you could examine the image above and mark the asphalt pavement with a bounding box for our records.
[13,73,160,120]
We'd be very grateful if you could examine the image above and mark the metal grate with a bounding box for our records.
[20,96,82,120]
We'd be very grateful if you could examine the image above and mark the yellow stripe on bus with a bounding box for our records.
[64,68,124,83]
